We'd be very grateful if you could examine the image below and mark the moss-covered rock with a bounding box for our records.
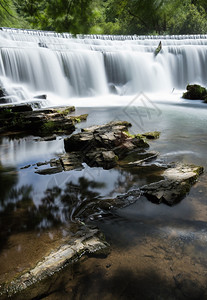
[0,104,87,136]
[182,84,207,101]
[141,131,160,139]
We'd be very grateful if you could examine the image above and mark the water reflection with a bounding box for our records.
[0,159,165,251]
[0,136,64,167]
[0,163,18,204]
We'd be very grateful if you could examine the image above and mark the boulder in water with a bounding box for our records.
[141,163,204,205]
[182,84,207,101]
[64,121,150,169]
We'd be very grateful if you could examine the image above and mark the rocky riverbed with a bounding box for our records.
[0,103,204,299]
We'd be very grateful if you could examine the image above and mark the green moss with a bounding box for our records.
[115,155,119,161]
[70,114,88,124]
[56,106,76,115]
[134,135,149,148]
[123,131,135,138]
[182,84,207,100]
[142,131,160,139]
[193,166,204,176]
[41,121,57,135]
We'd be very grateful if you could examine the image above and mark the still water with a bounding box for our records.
[0,100,207,299]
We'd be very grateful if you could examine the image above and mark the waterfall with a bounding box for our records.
[0,28,207,104]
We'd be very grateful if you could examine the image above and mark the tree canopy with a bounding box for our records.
[1,0,207,35]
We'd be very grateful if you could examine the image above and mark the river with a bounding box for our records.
[0,29,207,299]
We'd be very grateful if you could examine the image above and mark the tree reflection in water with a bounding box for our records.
[0,162,164,250]
[0,173,106,250]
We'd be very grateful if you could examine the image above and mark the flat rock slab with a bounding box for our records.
[0,227,109,298]
[34,153,83,174]
[126,151,159,167]
[141,164,204,205]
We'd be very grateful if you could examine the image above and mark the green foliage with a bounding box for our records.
[1,0,207,35]
[0,0,26,28]
[103,0,207,35]
[170,3,207,34]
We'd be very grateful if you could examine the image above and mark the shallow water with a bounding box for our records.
[0,100,207,299]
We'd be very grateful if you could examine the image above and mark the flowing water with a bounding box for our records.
[0,30,207,299]
[1,28,207,103]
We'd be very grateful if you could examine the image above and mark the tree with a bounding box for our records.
[170,3,207,34]
[0,0,26,28]
[3,0,207,35]
[14,0,95,33]
[104,0,207,35]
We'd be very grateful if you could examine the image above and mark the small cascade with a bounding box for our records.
[0,28,207,104]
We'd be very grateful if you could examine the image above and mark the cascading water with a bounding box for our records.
[0,28,207,105]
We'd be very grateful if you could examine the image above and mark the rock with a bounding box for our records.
[111,189,142,208]
[36,161,50,167]
[0,86,8,98]
[34,153,84,174]
[0,227,109,298]
[85,149,118,169]
[182,84,207,101]
[20,165,31,169]
[35,158,63,175]
[35,166,63,175]
[141,163,204,205]
[29,101,43,109]
[0,103,33,113]
[79,189,142,222]
[40,117,76,135]
[65,121,132,153]
[59,153,83,171]
[0,96,13,104]
[141,131,160,139]
[33,94,47,100]
[56,106,75,114]
[0,105,87,136]
[81,121,131,133]
[127,151,159,166]
[65,132,94,152]
[64,121,150,169]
